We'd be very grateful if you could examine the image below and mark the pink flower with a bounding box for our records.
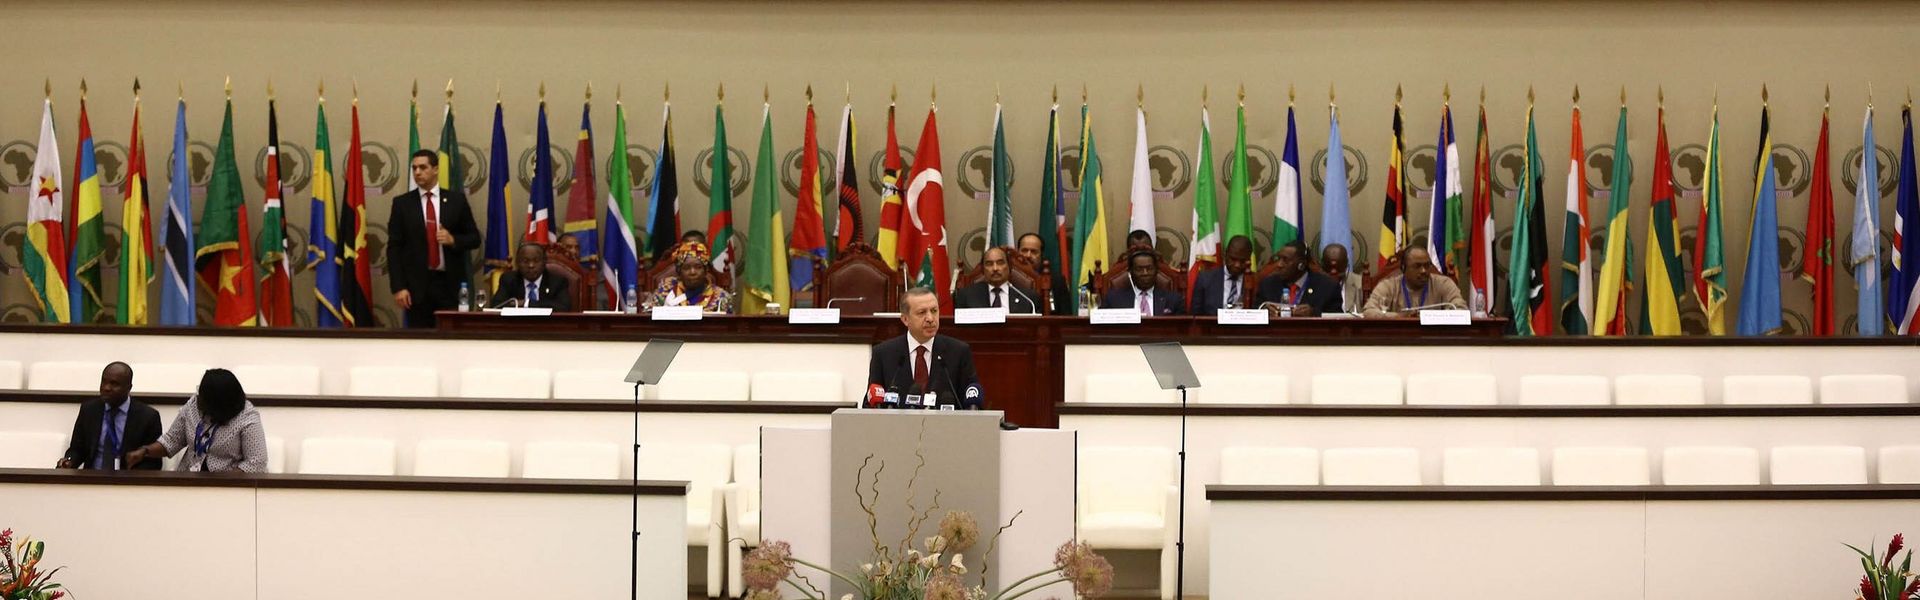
[741,540,795,591]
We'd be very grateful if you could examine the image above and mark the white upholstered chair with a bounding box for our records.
[551,369,634,400]
[231,365,323,396]
[27,361,106,392]
[297,437,398,476]
[1078,446,1177,600]
[724,444,763,598]
[1309,374,1404,405]
[0,361,23,389]
[1614,374,1704,406]
[638,443,733,598]
[458,367,551,400]
[347,366,440,398]
[1818,375,1908,405]
[1877,447,1920,484]
[1768,446,1867,484]
[1720,375,1813,405]
[412,439,512,478]
[128,363,210,395]
[1199,374,1290,404]
[1550,447,1651,485]
[1218,447,1318,485]
[1442,448,1541,485]
[1661,447,1761,485]
[1517,375,1610,406]
[1406,373,1497,406]
[748,372,844,402]
[522,441,621,480]
[654,371,751,402]
[1321,447,1422,485]
[0,431,67,468]
[1084,373,1180,403]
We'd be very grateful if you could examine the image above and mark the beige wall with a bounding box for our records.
[3,0,1917,329]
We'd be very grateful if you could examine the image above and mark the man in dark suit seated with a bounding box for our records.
[868,287,980,406]
[57,362,162,470]
[1256,240,1345,317]
[488,242,574,311]
[954,247,1041,314]
[1100,249,1185,316]
[1016,233,1072,315]
[1190,235,1256,316]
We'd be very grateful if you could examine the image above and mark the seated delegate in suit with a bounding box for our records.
[867,287,979,404]
[124,369,268,473]
[58,362,162,470]
[954,246,1041,314]
[1362,247,1468,317]
[650,241,732,313]
[1016,233,1073,315]
[1191,235,1256,316]
[1322,243,1365,314]
[488,242,574,311]
[1099,249,1185,316]
[1254,240,1345,317]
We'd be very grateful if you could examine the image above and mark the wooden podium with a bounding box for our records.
[762,409,1075,598]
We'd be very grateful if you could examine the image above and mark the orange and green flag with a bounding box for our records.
[1643,104,1686,335]
[196,89,260,326]
[1593,97,1634,335]
[118,81,154,325]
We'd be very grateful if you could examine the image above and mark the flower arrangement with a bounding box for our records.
[0,529,66,600]
[1851,533,1920,600]
[741,431,1113,600]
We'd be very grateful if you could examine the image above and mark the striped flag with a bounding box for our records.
[834,100,862,252]
[1070,102,1109,301]
[875,101,905,270]
[1320,104,1353,259]
[1466,100,1495,314]
[1594,101,1634,336]
[564,97,600,264]
[1643,105,1687,335]
[1272,102,1303,251]
[1559,95,1593,335]
[1891,104,1920,334]
[482,100,514,293]
[1037,99,1067,283]
[437,88,464,205]
[789,93,828,293]
[69,91,105,323]
[1127,105,1154,239]
[257,94,294,326]
[1853,103,1884,335]
[707,94,737,279]
[1695,104,1729,334]
[118,83,153,326]
[1803,101,1836,335]
[903,103,952,308]
[525,98,555,245]
[407,83,420,192]
[1508,97,1550,336]
[158,96,194,326]
[196,93,260,327]
[339,99,374,327]
[742,99,790,314]
[1736,96,1783,336]
[27,95,72,324]
[1377,97,1408,273]
[601,96,640,309]
[1430,100,1461,274]
[646,95,681,261]
[1187,103,1221,303]
[987,101,1013,248]
[1223,101,1252,250]
[310,88,344,328]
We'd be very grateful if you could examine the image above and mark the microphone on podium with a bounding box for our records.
[865,383,887,408]
[963,380,984,410]
[826,296,867,309]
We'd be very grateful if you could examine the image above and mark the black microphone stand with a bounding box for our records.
[629,376,643,600]
[1174,382,1188,600]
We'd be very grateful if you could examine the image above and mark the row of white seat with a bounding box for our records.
[1085,372,1912,405]
[0,360,848,402]
[0,429,758,598]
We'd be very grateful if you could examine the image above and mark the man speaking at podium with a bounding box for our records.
[868,287,980,409]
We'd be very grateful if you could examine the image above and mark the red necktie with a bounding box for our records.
[913,346,929,392]
[423,190,442,270]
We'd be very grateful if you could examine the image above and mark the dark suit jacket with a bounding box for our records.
[1046,273,1073,315]
[488,269,574,312]
[63,397,162,470]
[952,281,1041,315]
[1189,267,1254,316]
[1099,285,1186,316]
[867,334,980,405]
[1255,270,1346,315]
[386,187,482,297]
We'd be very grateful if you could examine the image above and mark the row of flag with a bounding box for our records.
[16,81,1920,335]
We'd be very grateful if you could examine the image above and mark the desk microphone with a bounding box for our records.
[1007,286,1040,315]
[963,380,984,410]
[865,383,887,408]
[826,296,867,309]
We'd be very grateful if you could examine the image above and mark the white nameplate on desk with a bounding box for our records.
[1089,308,1143,325]
[1216,308,1271,325]
[499,307,553,317]
[1419,309,1472,325]
[650,305,705,321]
[787,308,841,324]
[954,307,1008,324]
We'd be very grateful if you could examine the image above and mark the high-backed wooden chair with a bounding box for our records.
[954,247,1053,311]
[812,243,899,315]
[545,250,596,312]
[1094,255,1186,301]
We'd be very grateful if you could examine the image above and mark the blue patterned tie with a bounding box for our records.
[101,405,121,470]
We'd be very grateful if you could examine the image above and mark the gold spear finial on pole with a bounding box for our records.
[1394,83,1402,105]
[266,78,274,101]
[1444,82,1451,106]
[1051,84,1057,104]
[1867,82,1874,108]
[1658,85,1664,109]
[762,83,769,104]
[1573,84,1580,106]
[223,76,231,99]
[1237,82,1245,106]
[805,83,813,105]
[586,81,593,102]
[134,78,142,101]
[318,79,325,102]
[1620,85,1626,108]
[930,81,937,106]
[1202,84,1209,107]
[1479,85,1486,106]
[718,82,725,103]
[890,82,896,105]
[1081,83,1088,105]
[1329,83,1336,107]
[1824,83,1830,110]
[1289,83,1296,105]
[538,81,546,103]
[411,79,418,101]
[995,82,1001,105]
[352,78,359,106]
[1137,83,1144,108]
[446,78,454,101]
[1527,85,1535,107]
[846,81,852,105]
[44,78,51,100]
[81,78,89,100]
[1762,83,1770,106]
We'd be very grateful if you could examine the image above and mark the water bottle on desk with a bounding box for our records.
[458,282,472,311]
[1277,289,1293,318]
[623,286,639,314]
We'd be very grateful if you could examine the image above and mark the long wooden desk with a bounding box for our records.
[434,313,1507,426]
[0,468,690,600]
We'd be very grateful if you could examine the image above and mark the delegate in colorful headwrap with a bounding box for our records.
[651,241,732,313]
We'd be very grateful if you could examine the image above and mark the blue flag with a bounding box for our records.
[159,99,195,326]
[484,101,513,291]
[1319,105,1353,257]
[526,101,556,244]
[1891,107,1920,334]
[1736,106,1782,335]
[1853,105,1883,335]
